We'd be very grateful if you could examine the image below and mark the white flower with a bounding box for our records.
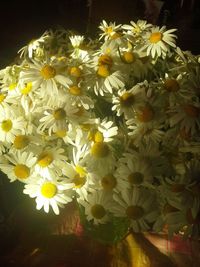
[143,26,177,58]
[112,188,158,232]
[35,144,68,179]
[20,59,72,97]
[79,190,115,225]
[0,107,27,143]
[0,150,37,183]
[122,20,152,36]
[99,20,122,41]
[23,176,73,215]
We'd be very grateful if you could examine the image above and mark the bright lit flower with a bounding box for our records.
[23,176,73,215]
[144,26,177,58]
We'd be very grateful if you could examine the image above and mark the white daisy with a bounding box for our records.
[79,190,114,225]
[112,187,158,232]
[115,155,154,190]
[168,101,200,135]
[122,20,152,36]
[99,20,122,41]
[23,176,73,215]
[19,58,72,97]
[0,107,27,143]
[143,26,177,58]
[0,150,37,183]
[35,144,68,179]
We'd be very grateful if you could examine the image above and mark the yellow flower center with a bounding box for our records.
[90,142,109,158]
[0,94,6,103]
[137,105,154,122]
[53,108,66,120]
[55,129,67,138]
[40,65,56,79]
[122,52,135,64]
[91,204,106,219]
[1,119,13,132]
[20,82,32,95]
[183,104,199,118]
[128,172,144,185]
[37,152,53,167]
[105,26,113,34]
[126,205,144,220]
[75,165,87,177]
[94,131,104,143]
[14,164,30,179]
[69,85,82,96]
[120,92,134,107]
[13,135,30,149]
[9,83,17,91]
[98,54,113,66]
[41,182,57,198]
[72,174,86,188]
[149,32,162,43]
[69,66,82,78]
[97,65,110,78]
[101,174,117,191]
[164,79,180,92]
[110,32,121,40]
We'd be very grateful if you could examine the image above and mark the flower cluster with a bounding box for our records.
[0,20,200,240]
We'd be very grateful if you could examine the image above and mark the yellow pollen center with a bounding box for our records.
[55,129,67,138]
[98,54,113,66]
[164,79,180,92]
[9,83,17,91]
[75,165,87,177]
[91,204,106,219]
[41,182,57,198]
[72,174,86,188]
[69,85,82,96]
[53,108,66,120]
[21,82,32,95]
[183,104,199,118]
[0,94,6,103]
[94,131,104,143]
[101,174,117,191]
[69,67,82,78]
[128,172,144,185]
[14,164,30,179]
[123,52,135,64]
[90,142,109,158]
[137,105,154,122]
[105,26,113,34]
[13,135,30,149]
[120,92,134,107]
[97,65,110,78]
[1,119,13,132]
[110,32,121,39]
[37,152,53,167]
[40,65,56,79]
[149,32,162,43]
[126,205,144,220]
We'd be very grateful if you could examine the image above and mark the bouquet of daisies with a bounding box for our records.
[0,19,200,243]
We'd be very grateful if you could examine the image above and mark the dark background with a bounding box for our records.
[0,0,200,68]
